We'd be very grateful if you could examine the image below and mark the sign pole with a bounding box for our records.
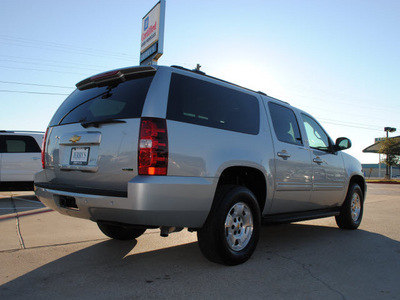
[140,0,166,66]
[157,0,166,64]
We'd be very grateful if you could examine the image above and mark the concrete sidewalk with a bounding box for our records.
[0,191,106,251]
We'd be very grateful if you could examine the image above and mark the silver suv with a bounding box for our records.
[35,65,366,265]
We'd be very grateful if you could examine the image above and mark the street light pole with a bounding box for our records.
[384,127,397,179]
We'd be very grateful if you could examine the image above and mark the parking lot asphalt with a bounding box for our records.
[1,184,400,299]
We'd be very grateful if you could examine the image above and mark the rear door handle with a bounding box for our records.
[313,157,323,165]
[277,152,291,160]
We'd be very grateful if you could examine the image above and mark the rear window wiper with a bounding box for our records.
[81,119,126,128]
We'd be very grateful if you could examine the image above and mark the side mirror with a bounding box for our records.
[335,137,352,151]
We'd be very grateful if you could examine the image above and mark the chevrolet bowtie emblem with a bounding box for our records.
[69,135,81,143]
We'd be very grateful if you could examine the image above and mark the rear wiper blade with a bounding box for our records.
[81,119,126,128]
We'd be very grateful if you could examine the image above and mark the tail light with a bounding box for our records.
[138,118,168,175]
[41,127,49,169]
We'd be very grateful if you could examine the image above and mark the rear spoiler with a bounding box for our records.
[76,66,156,90]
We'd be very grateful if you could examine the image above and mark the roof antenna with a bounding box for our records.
[194,64,205,75]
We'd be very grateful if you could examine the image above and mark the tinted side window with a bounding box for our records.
[167,73,259,135]
[50,75,154,126]
[268,102,302,145]
[0,135,41,153]
[302,114,331,151]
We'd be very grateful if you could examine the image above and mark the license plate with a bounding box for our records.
[70,147,90,165]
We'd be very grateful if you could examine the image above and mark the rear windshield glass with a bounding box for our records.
[50,75,154,126]
[167,73,260,135]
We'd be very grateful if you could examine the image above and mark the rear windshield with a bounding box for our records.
[49,75,154,126]
[167,73,260,135]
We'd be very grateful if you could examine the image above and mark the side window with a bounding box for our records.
[167,73,260,135]
[268,102,302,145]
[0,135,41,153]
[302,114,331,151]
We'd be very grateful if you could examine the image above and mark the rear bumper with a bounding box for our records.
[35,175,216,228]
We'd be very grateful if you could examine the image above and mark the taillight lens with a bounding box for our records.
[41,127,49,169]
[138,118,168,175]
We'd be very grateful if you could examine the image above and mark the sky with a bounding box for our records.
[1,0,399,164]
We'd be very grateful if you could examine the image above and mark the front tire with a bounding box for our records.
[97,222,146,240]
[335,183,364,229]
[197,185,261,265]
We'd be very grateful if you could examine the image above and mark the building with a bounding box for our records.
[362,163,400,179]
[363,135,400,179]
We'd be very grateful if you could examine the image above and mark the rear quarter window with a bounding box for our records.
[0,135,41,153]
[167,73,260,135]
[50,75,154,126]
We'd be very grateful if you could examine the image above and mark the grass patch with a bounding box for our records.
[366,179,400,184]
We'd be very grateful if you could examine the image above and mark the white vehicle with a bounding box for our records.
[0,131,44,186]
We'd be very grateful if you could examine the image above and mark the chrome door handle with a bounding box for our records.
[277,152,291,160]
[313,157,323,165]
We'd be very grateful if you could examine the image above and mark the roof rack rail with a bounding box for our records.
[170,65,290,103]
[171,65,205,75]
[266,95,289,105]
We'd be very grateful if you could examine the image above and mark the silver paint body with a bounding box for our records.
[35,66,364,228]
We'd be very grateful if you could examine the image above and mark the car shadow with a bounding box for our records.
[1,222,400,299]
[0,194,45,219]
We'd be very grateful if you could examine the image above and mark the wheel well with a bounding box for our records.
[349,175,366,199]
[217,167,267,211]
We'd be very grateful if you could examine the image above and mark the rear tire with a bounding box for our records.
[197,185,261,265]
[335,183,364,229]
[97,222,146,240]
